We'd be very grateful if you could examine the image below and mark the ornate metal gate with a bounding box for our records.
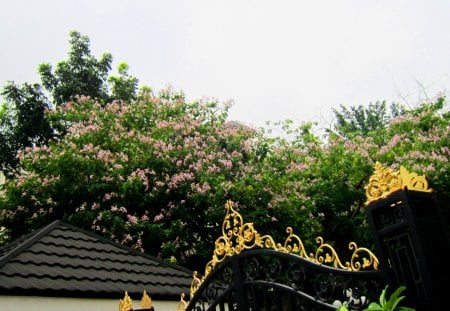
[176,163,449,310]
[180,201,384,311]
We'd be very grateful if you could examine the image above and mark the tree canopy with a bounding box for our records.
[0,31,138,174]
[0,31,448,272]
[38,31,113,106]
[0,82,52,173]
[1,88,448,270]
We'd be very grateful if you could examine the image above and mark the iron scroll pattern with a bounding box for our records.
[183,201,383,310]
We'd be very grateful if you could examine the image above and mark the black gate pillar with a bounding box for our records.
[365,163,450,310]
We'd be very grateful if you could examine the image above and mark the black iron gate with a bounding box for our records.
[181,163,449,311]
[186,249,384,311]
[183,200,384,311]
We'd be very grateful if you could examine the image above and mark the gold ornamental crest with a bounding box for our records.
[365,162,432,204]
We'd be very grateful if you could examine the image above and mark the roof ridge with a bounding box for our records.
[0,220,62,268]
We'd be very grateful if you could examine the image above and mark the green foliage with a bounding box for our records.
[375,97,450,208]
[1,91,448,271]
[0,82,52,173]
[38,31,113,106]
[337,286,415,311]
[0,31,139,174]
[107,62,139,102]
[0,31,448,275]
[333,101,402,144]
[366,286,414,311]
[0,226,10,246]
[0,91,322,270]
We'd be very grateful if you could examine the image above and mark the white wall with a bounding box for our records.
[0,296,182,311]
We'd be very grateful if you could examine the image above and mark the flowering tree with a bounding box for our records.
[0,88,448,270]
[375,97,449,200]
[0,89,323,270]
[0,31,138,174]
[255,97,449,254]
[331,97,449,207]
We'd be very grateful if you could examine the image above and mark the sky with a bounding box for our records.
[1,0,449,129]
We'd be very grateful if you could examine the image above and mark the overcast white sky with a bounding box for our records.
[1,0,449,128]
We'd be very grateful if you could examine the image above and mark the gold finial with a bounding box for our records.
[178,293,188,311]
[140,290,153,309]
[119,291,133,311]
[188,200,380,299]
[365,162,432,204]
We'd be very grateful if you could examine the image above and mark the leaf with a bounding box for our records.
[388,286,406,310]
[364,302,383,311]
[390,295,406,310]
[379,285,388,306]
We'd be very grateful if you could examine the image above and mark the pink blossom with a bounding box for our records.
[103,192,117,201]
[219,159,233,169]
[127,214,138,224]
[287,162,308,172]
[154,213,164,222]
[207,165,221,173]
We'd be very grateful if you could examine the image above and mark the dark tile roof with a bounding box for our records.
[0,220,193,299]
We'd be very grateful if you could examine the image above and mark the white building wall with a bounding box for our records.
[0,296,182,311]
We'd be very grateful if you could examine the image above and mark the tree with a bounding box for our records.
[1,91,448,270]
[0,31,138,174]
[0,90,323,270]
[0,82,52,173]
[262,97,449,254]
[107,62,139,102]
[38,31,113,106]
[333,101,403,144]
[1,32,448,272]
[375,97,450,209]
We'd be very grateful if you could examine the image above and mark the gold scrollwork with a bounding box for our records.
[186,200,380,304]
[349,242,379,271]
[399,166,431,192]
[281,227,309,257]
[366,162,432,204]
[311,236,349,270]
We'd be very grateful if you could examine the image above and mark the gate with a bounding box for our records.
[180,201,384,311]
[178,163,449,310]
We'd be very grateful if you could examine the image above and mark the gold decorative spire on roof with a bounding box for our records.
[119,291,133,311]
[178,293,188,311]
[140,290,153,309]
[365,162,432,205]
[119,291,153,311]
[188,200,379,300]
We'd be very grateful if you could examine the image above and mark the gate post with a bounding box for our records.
[365,163,450,310]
